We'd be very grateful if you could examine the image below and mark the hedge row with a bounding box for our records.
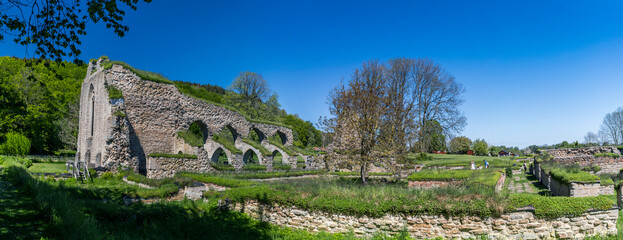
[548,168,600,184]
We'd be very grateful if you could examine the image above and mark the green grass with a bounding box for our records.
[242,138,273,156]
[101,60,173,84]
[177,130,204,147]
[0,168,49,239]
[27,162,67,174]
[213,135,243,154]
[330,172,394,177]
[408,169,502,188]
[242,164,267,171]
[210,163,236,171]
[148,153,198,159]
[178,172,255,188]
[411,154,516,168]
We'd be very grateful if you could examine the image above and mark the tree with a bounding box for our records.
[599,108,623,145]
[449,136,471,154]
[420,120,445,152]
[472,139,488,156]
[327,60,390,184]
[412,58,466,152]
[584,131,599,145]
[230,72,270,103]
[1,0,151,61]
[489,145,501,156]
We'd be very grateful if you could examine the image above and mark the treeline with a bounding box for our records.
[0,56,86,154]
[445,136,523,156]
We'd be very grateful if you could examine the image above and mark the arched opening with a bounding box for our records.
[89,84,95,137]
[272,150,290,170]
[243,149,260,165]
[250,128,266,143]
[178,121,210,147]
[268,131,287,146]
[297,155,306,169]
[213,125,239,151]
[210,147,229,165]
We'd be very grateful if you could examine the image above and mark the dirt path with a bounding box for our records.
[0,167,49,239]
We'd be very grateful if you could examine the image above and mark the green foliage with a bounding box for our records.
[174,81,224,103]
[124,171,193,189]
[273,164,292,170]
[213,128,243,154]
[582,165,602,173]
[329,172,393,177]
[595,153,621,158]
[599,175,614,186]
[409,154,515,168]
[408,169,502,188]
[101,60,173,84]
[148,153,198,159]
[0,57,86,153]
[215,177,504,218]
[242,138,272,156]
[448,136,471,154]
[415,153,432,161]
[210,163,236,171]
[27,162,67,174]
[472,139,488,156]
[106,85,123,99]
[114,110,126,118]
[421,120,446,152]
[548,168,600,184]
[505,167,513,178]
[507,193,614,218]
[178,172,255,188]
[177,122,205,147]
[0,132,31,156]
[242,164,267,171]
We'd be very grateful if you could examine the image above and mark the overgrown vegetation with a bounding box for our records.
[594,153,621,158]
[0,57,86,154]
[0,132,31,156]
[106,84,123,99]
[539,163,600,184]
[507,193,613,218]
[408,169,502,188]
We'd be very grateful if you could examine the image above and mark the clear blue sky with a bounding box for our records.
[2,0,623,148]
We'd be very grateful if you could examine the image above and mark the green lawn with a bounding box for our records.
[412,154,520,168]
[28,162,68,174]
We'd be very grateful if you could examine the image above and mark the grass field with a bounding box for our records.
[411,154,523,168]
[27,162,68,174]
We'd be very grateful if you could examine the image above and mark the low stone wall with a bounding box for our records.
[534,162,602,197]
[235,201,618,239]
[146,156,213,178]
[569,182,601,197]
[600,185,615,195]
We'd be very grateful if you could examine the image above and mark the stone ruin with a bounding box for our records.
[76,59,323,178]
[539,146,623,174]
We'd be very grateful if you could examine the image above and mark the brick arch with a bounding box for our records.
[182,120,211,143]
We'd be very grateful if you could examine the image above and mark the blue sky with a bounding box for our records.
[2,0,623,148]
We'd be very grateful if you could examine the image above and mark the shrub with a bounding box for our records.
[273,164,291,170]
[0,132,31,156]
[210,163,235,171]
[505,167,513,178]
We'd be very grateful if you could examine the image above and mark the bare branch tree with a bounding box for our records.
[599,108,623,145]
[583,131,599,145]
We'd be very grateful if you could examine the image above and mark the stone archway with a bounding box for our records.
[243,149,261,165]
[210,147,230,165]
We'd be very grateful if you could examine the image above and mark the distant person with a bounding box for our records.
[483,160,489,169]
[523,161,527,173]
[470,161,475,170]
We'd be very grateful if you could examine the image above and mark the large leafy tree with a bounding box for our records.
[449,136,471,154]
[472,138,488,156]
[0,0,151,61]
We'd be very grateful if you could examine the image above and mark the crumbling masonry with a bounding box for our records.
[77,59,322,178]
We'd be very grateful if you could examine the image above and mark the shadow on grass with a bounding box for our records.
[525,174,551,196]
[0,172,47,239]
[5,166,273,240]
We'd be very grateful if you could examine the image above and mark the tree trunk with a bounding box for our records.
[360,163,368,185]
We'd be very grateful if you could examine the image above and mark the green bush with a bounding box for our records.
[273,164,291,170]
[549,168,600,184]
[0,132,31,156]
[505,167,513,178]
[507,193,614,218]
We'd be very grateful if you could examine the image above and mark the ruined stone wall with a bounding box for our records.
[540,147,623,174]
[535,162,603,197]
[235,201,618,239]
[77,60,323,177]
[146,156,213,178]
